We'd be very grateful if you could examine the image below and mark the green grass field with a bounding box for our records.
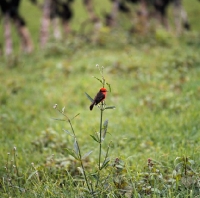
[0,0,200,197]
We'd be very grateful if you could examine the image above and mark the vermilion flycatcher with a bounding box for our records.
[90,88,107,110]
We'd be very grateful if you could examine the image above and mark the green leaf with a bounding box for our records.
[101,158,110,170]
[106,82,111,92]
[12,186,25,193]
[65,148,79,160]
[151,188,160,194]
[77,167,84,175]
[115,164,124,169]
[105,106,116,110]
[82,150,93,160]
[63,129,73,136]
[102,119,108,140]
[174,157,182,164]
[71,113,80,120]
[51,118,66,121]
[74,139,79,155]
[93,76,103,84]
[85,92,94,103]
[27,170,38,181]
[78,187,91,193]
[91,172,99,180]
[175,162,183,171]
[188,159,195,165]
[90,135,100,143]
[62,106,65,113]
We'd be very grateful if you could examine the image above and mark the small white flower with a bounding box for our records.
[53,104,58,109]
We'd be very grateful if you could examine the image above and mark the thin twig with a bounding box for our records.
[55,108,91,193]
[96,103,104,188]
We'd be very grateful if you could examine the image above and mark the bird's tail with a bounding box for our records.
[90,102,95,111]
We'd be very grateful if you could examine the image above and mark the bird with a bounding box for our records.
[90,87,107,111]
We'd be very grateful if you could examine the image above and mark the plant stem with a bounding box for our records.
[99,109,103,170]
[5,153,10,195]
[13,148,21,193]
[96,106,104,187]
[56,109,91,192]
[68,119,91,193]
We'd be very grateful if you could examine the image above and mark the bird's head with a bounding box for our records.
[100,88,107,92]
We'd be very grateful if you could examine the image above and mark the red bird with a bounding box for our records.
[90,88,107,110]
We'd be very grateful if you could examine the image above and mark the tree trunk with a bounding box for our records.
[40,0,51,47]
[4,13,12,55]
[16,23,34,53]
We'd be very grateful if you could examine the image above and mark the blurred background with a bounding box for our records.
[0,2,200,196]
[0,0,200,55]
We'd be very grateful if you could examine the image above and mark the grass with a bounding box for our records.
[0,0,200,197]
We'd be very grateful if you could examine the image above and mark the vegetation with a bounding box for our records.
[0,0,200,197]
